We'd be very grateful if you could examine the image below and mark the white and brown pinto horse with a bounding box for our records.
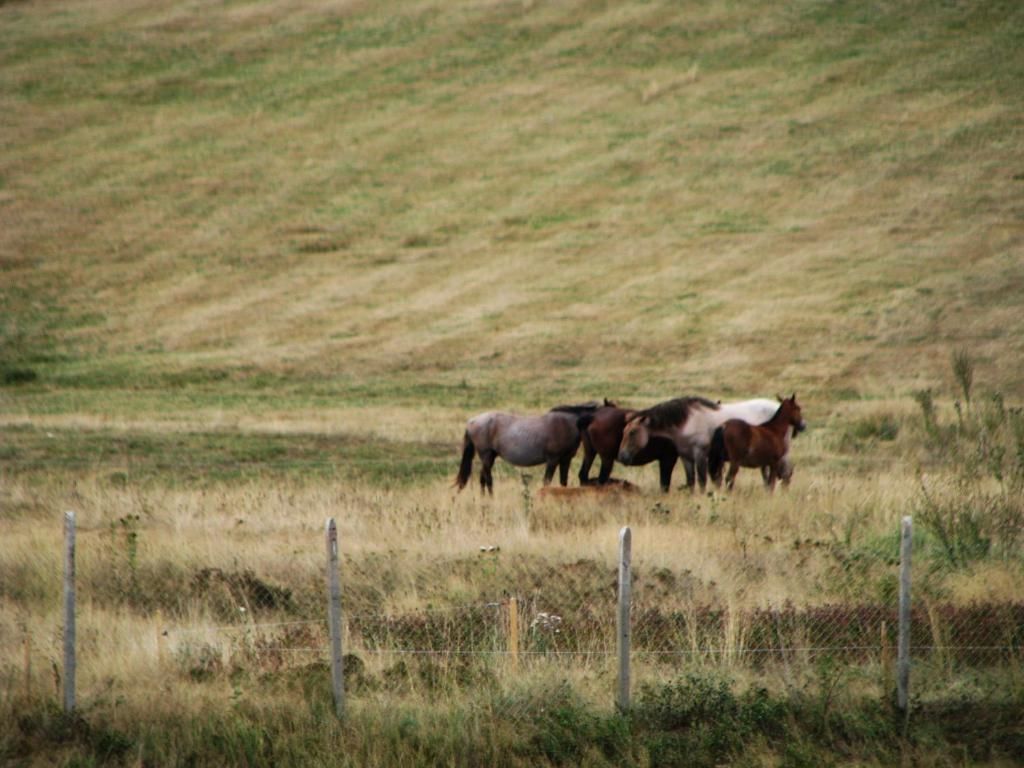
[455,403,598,494]
[618,396,724,491]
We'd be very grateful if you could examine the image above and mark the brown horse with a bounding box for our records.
[721,395,805,491]
[454,403,599,494]
[578,403,692,491]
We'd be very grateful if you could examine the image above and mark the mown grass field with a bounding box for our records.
[2,0,1024,765]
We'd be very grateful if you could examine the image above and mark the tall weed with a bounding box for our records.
[913,356,1024,571]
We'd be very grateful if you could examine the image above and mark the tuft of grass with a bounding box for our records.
[952,348,975,406]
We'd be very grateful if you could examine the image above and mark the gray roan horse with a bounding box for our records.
[618,396,725,491]
[455,403,599,494]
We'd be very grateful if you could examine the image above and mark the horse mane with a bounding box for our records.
[639,396,719,429]
[549,401,602,415]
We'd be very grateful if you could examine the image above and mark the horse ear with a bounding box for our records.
[791,392,797,402]
[776,394,784,403]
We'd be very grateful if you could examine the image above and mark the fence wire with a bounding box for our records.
[152,594,1024,681]
[10,514,1024,713]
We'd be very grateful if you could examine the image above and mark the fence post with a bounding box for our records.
[897,515,912,712]
[616,526,632,713]
[155,609,165,664]
[325,518,345,719]
[63,510,76,713]
[508,597,519,671]
[23,632,32,700]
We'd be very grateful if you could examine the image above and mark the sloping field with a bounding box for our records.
[3,0,1022,420]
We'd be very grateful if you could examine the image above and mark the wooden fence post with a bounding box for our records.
[63,510,76,713]
[897,515,912,712]
[23,632,32,700]
[325,518,345,719]
[155,609,165,664]
[508,597,519,671]
[880,620,891,688]
[616,526,632,713]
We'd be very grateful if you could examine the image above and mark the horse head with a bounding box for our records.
[779,394,806,434]
[618,412,650,464]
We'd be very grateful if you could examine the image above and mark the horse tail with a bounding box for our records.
[576,411,597,434]
[454,430,475,491]
[576,411,598,458]
[708,426,726,482]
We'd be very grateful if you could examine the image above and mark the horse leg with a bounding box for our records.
[725,462,740,491]
[682,457,695,490]
[760,465,772,485]
[597,451,615,484]
[708,427,726,488]
[658,454,676,492]
[694,447,709,492]
[766,464,778,493]
[558,454,573,486]
[578,444,595,485]
[543,459,558,486]
[480,451,496,495]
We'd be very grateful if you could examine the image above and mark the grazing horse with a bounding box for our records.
[454,403,599,494]
[722,395,805,491]
[618,396,724,491]
[578,403,691,491]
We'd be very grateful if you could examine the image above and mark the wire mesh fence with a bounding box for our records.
[9,512,1023,718]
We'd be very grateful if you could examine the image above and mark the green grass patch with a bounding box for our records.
[0,425,451,487]
[4,676,1023,767]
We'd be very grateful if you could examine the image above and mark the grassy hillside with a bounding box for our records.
[3,0,1023,422]
[2,0,1024,765]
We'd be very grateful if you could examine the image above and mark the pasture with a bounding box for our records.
[2,0,1024,765]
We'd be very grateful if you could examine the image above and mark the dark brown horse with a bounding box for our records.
[578,403,692,491]
[721,395,805,491]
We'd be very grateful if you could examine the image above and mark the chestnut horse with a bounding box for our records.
[578,402,691,491]
[721,395,805,491]
[707,398,804,484]
[454,403,599,494]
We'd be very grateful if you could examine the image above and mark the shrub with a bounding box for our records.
[909,354,1024,570]
[632,673,788,767]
